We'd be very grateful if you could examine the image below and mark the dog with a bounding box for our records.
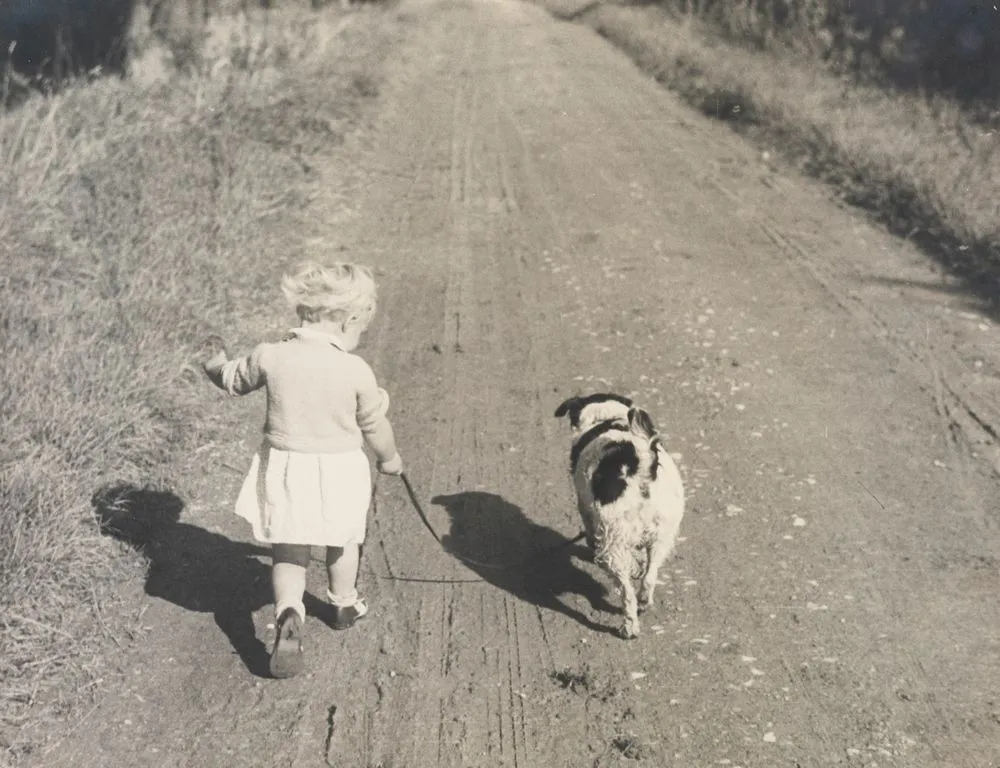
[554,393,685,639]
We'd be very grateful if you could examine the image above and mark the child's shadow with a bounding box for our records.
[431,491,618,635]
[91,483,327,678]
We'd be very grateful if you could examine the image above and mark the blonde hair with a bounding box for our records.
[281,261,377,324]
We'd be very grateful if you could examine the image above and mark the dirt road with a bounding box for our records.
[32,0,1000,765]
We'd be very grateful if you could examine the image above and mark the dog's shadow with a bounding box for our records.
[431,491,618,635]
[91,482,328,678]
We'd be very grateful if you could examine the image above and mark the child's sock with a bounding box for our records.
[327,588,367,630]
[326,588,360,607]
[275,600,306,622]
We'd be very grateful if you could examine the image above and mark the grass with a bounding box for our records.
[0,2,399,763]
[541,1,1000,308]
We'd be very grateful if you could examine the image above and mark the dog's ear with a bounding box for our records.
[554,396,582,420]
[627,407,657,439]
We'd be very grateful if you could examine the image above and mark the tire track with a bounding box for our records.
[338,6,491,760]
[308,7,486,766]
[757,220,999,466]
[481,17,628,761]
[436,42,529,767]
[401,9,498,764]
[397,5,596,764]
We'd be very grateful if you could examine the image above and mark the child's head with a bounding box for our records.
[281,262,377,342]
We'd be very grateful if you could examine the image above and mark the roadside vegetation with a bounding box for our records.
[0,1,398,762]
[542,0,1000,305]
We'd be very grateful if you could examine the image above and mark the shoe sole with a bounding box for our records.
[269,613,304,679]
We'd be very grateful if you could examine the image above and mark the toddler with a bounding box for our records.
[203,261,402,679]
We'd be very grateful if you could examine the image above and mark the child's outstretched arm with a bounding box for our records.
[203,345,266,396]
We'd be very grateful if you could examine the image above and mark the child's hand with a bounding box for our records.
[203,350,228,375]
[377,453,403,475]
[198,335,229,376]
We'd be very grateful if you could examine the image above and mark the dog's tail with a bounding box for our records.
[627,406,662,482]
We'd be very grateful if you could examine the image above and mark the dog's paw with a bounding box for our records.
[637,589,653,612]
[619,617,640,640]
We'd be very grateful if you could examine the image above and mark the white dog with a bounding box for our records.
[555,393,685,639]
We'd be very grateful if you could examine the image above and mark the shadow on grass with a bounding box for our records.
[91,482,328,678]
[719,97,1000,316]
[762,123,1000,320]
[430,490,619,636]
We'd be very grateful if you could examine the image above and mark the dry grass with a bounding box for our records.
[0,3,398,763]
[544,1,1000,300]
[616,1,1000,103]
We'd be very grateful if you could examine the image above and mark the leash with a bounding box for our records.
[393,471,587,573]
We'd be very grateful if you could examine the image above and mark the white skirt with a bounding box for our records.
[234,443,372,547]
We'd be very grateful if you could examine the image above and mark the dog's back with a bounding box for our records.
[556,393,685,638]
[574,433,683,559]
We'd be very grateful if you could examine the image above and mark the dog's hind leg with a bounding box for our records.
[638,536,674,613]
[577,500,599,561]
[603,550,640,639]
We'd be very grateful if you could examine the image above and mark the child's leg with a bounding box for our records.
[272,543,311,620]
[325,544,361,605]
